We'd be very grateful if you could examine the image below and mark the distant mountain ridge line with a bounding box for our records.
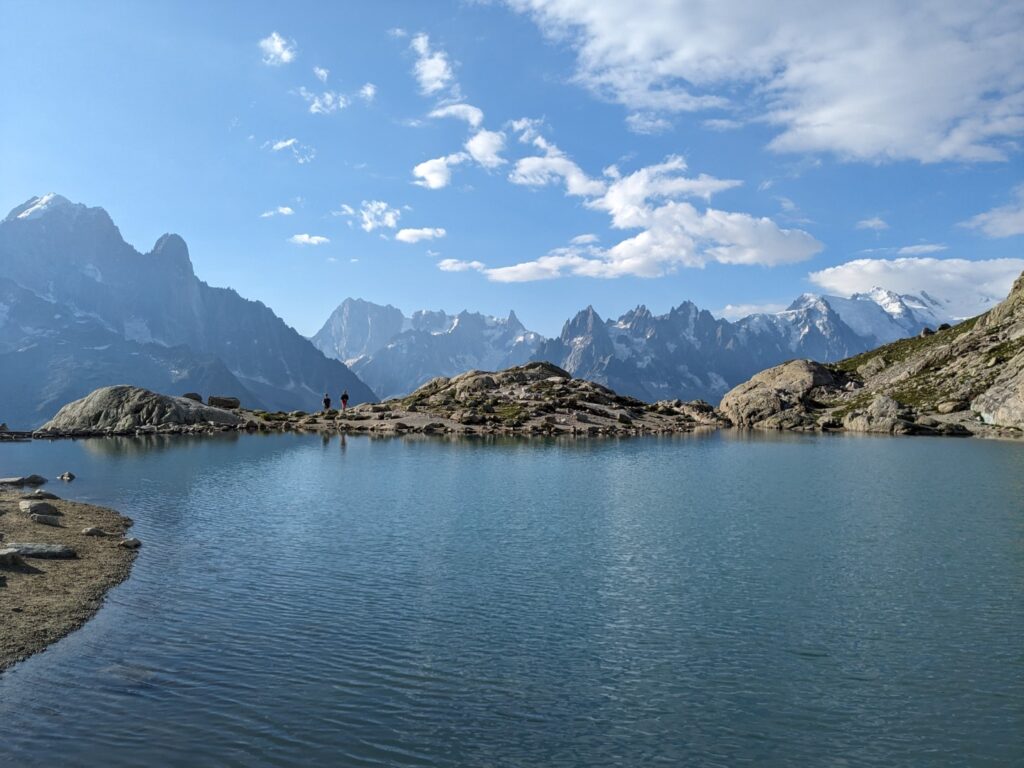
[312,288,954,405]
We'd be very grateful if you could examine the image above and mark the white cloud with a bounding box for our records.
[465,130,506,168]
[266,138,316,164]
[703,118,743,131]
[355,200,401,232]
[507,1,1024,162]
[359,83,377,102]
[289,234,330,246]
[396,227,447,243]
[313,66,329,82]
[625,113,672,134]
[334,203,356,217]
[715,302,788,320]
[809,257,1024,317]
[411,33,455,96]
[259,32,296,66]
[413,152,469,189]
[897,243,948,255]
[571,233,599,244]
[430,103,484,128]
[508,129,606,197]
[856,216,889,231]
[298,87,348,115]
[489,154,820,282]
[961,185,1024,237]
[438,258,485,272]
[260,206,294,218]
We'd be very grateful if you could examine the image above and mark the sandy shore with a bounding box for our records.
[0,487,137,672]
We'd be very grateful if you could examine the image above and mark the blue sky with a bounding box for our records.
[2,0,1022,336]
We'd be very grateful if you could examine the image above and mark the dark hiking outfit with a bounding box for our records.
[340,390,349,412]
[323,394,331,411]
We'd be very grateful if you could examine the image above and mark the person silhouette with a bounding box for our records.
[340,389,349,412]
[323,392,331,412]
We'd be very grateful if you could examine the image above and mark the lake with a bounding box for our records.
[1,431,1022,766]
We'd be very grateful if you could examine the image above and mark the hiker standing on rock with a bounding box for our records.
[323,393,331,412]
[340,389,349,412]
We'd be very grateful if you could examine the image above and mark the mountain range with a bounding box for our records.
[311,299,543,399]
[312,289,952,404]
[0,194,373,428]
[0,193,958,429]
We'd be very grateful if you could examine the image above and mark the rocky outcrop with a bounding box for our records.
[720,270,1024,438]
[336,361,730,437]
[719,360,840,429]
[37,385,243,435]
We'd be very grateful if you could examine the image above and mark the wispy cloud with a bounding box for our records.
[297,87,348,115]
[359,83,377,102]
[626,113,672,135]
[260,206,294,218]
[856,216,889,231]
[265,137,316,164]
[313,66,329,82]
[961,185,1024,237]
[508,2,1024,162]
[897,243,947,255]
[715,302,788,320]
[429,103,484,128]
[289,234,329,246]
[358,200,401,232]
[259,32,296,66]
[396,227,446,243]
[438,258,485,272]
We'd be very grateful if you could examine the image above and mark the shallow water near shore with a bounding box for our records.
[1,431,1022,766]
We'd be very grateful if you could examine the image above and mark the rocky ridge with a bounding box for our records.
[332,361,729,437]
[719,271,1024,438]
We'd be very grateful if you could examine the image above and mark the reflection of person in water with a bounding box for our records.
[339,433,347,452]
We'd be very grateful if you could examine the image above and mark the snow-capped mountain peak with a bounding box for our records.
[6,193,76,222]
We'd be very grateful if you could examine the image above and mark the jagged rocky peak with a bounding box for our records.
[562,305,606,338]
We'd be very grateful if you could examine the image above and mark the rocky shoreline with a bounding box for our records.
[0,476,139,672]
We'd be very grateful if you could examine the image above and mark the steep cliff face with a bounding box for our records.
[719,271,1024,437]
[0,195,374,427]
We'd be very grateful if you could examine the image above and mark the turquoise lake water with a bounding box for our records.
[1,431,1022,766]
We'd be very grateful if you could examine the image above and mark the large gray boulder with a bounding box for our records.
[972,348,1024,429]
[4,542,76,559]
[38,385,243,433]
[842,395,917,434]
[719,360,838,428]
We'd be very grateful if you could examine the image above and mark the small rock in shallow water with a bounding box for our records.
[0,475,48,487]
[118,538,142,549]
[58,472,76,482]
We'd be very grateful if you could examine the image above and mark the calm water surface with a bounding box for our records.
[0,432,1022,766]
